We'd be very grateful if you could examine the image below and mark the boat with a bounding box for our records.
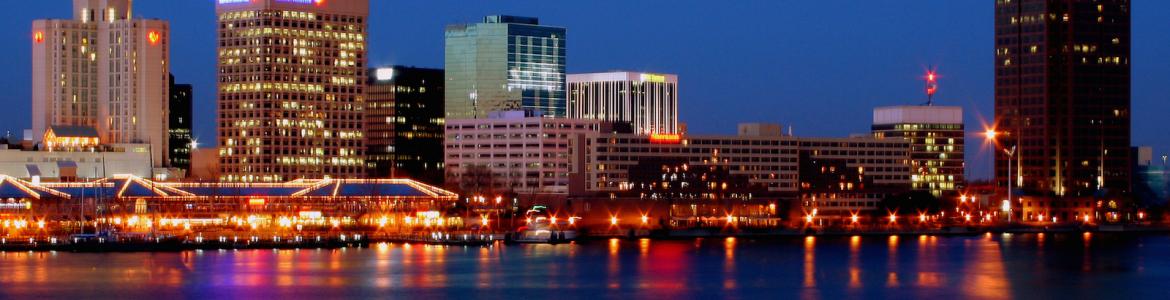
[511,206,578,243]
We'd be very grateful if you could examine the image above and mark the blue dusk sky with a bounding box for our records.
[2,1,1168,179]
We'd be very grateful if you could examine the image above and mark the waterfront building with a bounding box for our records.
[168,75,193,171]
[568,72,679,134]
[216,0,369,182]
[32,0,170,167]
[366,66,445,184]
[569,127,912,215]
[994,0,1131,221]
[0,174,457,235]
[872,105,965,196]
[444,111,601,195]
[445,15,566,119]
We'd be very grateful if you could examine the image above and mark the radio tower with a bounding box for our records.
[924,66,938,106]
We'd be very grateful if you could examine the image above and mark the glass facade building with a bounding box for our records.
[445,15,566,119]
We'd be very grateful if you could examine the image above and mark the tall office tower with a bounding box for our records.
[216,0,368,182]
[568,72,679,134]
[445,15,566,119]
[32,0,170,167]
[994,0,1131,214]
[366,66,445,184]
[168,75,193,171]
[872,106,965,197]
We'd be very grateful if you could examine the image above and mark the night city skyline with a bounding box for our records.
[2,1,1170,298]
[1,1,1167,180]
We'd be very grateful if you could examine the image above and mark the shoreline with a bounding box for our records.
[2,224,1169,252]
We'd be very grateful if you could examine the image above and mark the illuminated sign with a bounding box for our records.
[217,0,251,4]
[374,68,394,81]
[639,73,666,83]
[33,31,43,44]
[147,31,160,45]
[248,198,266,206]
[275,0,325,5]
[649,133,682,144]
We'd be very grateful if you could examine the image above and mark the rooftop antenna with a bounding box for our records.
[924,66,938,106]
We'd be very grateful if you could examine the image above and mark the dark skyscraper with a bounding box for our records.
[366,66,445,184]
[169,74,193,171]
[994,0,1131,220]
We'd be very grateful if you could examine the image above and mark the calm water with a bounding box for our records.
[0,233,1168,299]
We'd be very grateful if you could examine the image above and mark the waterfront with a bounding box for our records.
[0,234,1167,299]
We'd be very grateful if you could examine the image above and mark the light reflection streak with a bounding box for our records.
[803,236,816,288]
[607,238,621,290]
[849,235,861,289]
[724,237,737,290]
[961,235,1011,298]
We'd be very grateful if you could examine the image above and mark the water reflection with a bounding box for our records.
[849,236,861,289]
[803,236,816,288]
[0,233,1160,299]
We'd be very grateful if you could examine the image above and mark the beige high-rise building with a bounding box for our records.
[32,0,170,167]
[215,0,369,182]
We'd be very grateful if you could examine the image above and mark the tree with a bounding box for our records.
[876,190,942,216]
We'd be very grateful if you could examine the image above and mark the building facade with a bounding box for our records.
[872,105,965,196]
[445,15,566,119]
[444,111,600,195]
[569,129,912,214]
[994,0,1131,216]
[568,72,679,134]
[32,0,170,167]
[216,0,369,182]
[366,66,445,184]
[0,143,152,181]
[168,75,193,171]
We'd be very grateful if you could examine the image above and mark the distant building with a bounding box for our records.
[872,105,964,196]
[366,66,445,184]
[444,111,601,195]
[216,0,369,182]
[445,15,566,119]
[568,72,678,134]
[994,0,1131,221]
[1132,147,1168,207]
[32,0,170,167]
[168,75,193,170]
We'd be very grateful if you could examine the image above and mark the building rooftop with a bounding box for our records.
[0,175,457,200]
[46,126,99,138]
[568,71,678,83]
[484,15,539,25]
[873,105,963,125]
